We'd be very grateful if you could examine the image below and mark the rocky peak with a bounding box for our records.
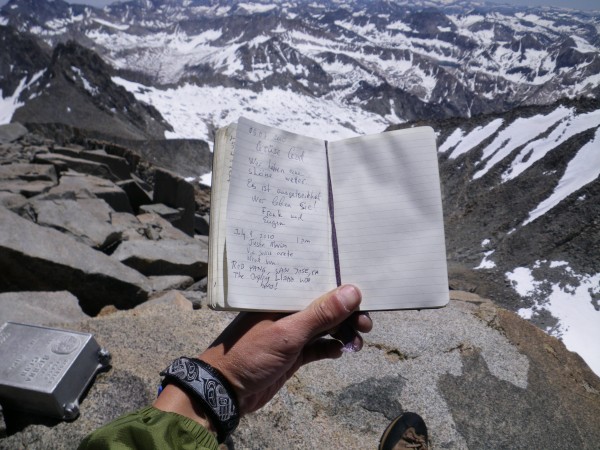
[2,0,599,131]
[1,0,88,29]
[9,39,172,140]
[0,25,50,98]
[405,8,456,36]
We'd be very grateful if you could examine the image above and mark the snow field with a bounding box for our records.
[112,77,389,144]
[507,262,600,376]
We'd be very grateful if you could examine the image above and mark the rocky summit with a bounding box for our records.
[1,0,600,446]
[0,123,211,315]
[0,122,599,449]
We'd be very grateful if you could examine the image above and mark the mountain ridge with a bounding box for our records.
[0,0,599,375]
[3,0,599,124]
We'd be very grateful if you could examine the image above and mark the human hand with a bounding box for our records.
[199,284,371,415]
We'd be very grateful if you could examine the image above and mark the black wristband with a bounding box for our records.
[160,357,240,443]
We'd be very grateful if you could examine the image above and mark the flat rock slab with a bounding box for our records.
[0,163,58,197]
[0,206,150,315]
[136,213,192,241]
[135,290,193,311]
[139,203,181,222]
[112,239,208,279]
[0,291,89,325]
[0,191,28,211]
[51,147,131,180]
[148,275,195,292]
[0,179,56,198]
[1,298,598,449]
[33,153,118,182]
[45,171,133,213]
[0,123,28,143]
[0,163,57,183]
[30,198,121,249]
[110,212,145,241]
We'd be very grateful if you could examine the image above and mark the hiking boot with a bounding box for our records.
[378,411,430,450]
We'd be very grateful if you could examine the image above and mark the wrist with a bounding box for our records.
[153,383,217,436]
[197,348,242,399]
[157,356,240,443]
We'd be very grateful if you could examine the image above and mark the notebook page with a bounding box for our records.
[225,118,335,310]
[208,124,237,309]
[328,127,449,310]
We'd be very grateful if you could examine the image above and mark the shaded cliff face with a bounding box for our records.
[8,39,172,140]
[0,25,51,100]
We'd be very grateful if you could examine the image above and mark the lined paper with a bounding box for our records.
[225,118,335,310]
[328,127,449,310]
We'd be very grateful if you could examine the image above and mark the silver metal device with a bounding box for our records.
[0,322,111,420]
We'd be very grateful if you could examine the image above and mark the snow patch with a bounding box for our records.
[502,108,600,183]
[0,71,45,124]
[237,3,277,13]
[438,128,463,154]
[473,107,572,179]
[0,83,26,125]
[386,21,412,33]
[71,66,99,96]
[447,119,504,160]
[92,18,130,31]
[523,127,600,225]
[571,35,598,54]
[199,172,212,186]
[507,263,600,376]
[475,250,496,269]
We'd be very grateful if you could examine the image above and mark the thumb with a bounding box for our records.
[286,285,362,341]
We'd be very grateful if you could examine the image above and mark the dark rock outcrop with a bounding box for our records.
[152,169,196,236]
[10,39,172,140]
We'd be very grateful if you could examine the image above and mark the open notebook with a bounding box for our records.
[208,117,449,311]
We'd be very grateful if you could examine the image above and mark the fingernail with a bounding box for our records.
[341,335,362,353]
[359,311,371,319]
[338,285,360,312]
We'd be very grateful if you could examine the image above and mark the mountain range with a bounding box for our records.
[0,0,599,375]
[2,0,600,135]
